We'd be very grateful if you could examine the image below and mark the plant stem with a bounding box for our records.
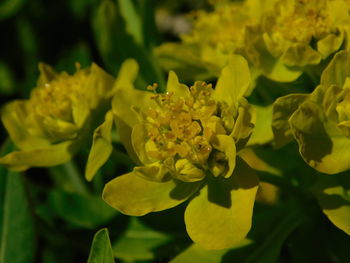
[63,161,89,195]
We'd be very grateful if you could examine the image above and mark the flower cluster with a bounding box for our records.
[0,62,114,170]
[156,0,350,83]
[272,51,350,174]
[263,0,350,68]
[87,56,259,249]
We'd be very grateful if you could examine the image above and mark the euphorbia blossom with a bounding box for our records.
[0,61,127,170]
[272,51,350,174]
[93,56,259,250]
[155,0,277,83]
[262,0,350,80]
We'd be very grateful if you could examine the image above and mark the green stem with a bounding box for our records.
[63,161,89,195]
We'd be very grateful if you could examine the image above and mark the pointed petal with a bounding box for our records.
[211,135,236,178]
[166,71,190,98]
[85,111,114,181]
[1,101,51,151]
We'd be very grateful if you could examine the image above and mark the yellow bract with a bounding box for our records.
[263,0,350,66]
[0,62,114,170]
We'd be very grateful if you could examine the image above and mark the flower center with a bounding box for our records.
[31,69,89,123]
[144,82,223,165]
[275,0,333,43]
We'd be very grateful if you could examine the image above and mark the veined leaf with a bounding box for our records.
[87,228,115,263]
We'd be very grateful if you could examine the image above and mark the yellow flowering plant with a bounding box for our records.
[272,51,350,174]
[262,0,350,81]
[0,62,116,170]
[155,0,277,84]
[88,55,259,250]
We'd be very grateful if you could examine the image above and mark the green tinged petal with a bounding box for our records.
[112,87,154,129]
[320,50,350,87]
[1,100,51,150]
[131,123,152,165]
[313,174,350,235]
[213,55,251,106]
[103,171,201,216]
[115,118,140,164]
[317,31,344,59]
[167,71,190,98]
[185,158,258,250]
[0,140,79,170]
[230,100,254,150]
[174,159,206,182]
[248,104,274,145]
[85,63,115,109]
[211,135,236,178]
[37,63,57,86]
[280,43,321,67]
[134,162,170,182]
[264,59,302,83]
[85,111,114,181]
[110,59,139,96]
[272,94,308,148]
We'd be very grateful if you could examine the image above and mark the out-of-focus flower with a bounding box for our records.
[98,56,259,250]
[272,51,350,174]
[0,62,115,170]
[155,0,277,84]
[263,0,350,79]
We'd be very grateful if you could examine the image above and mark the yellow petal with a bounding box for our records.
[85,111,114,181]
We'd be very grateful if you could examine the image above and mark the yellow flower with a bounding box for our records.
[0,62,115,170]
[97,56,259,250]
[263,0,350,70]
[272,51,350,174]
[155,0,278,83]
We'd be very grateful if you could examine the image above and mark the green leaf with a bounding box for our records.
[92,0,164,89]
[117,0,142,44]
[49,190,117,229]
[313,174,350,235]
[86,111,114,181]
[103,171,201,216]
[184,158,258,250]
[170,244,229,263]
[0,0,26,19]
[0,61,15,95]
[242,206,302,263]
[87,228,115,263]
[272,94,308,148]
[113,217,172,261]
[0,171,36,263]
